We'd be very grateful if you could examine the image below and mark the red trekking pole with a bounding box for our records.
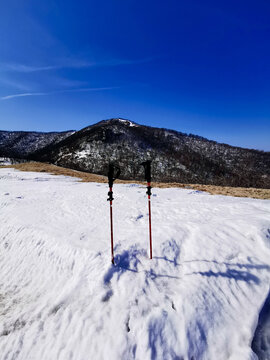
[141,161,153,259]
[107,164,120,264]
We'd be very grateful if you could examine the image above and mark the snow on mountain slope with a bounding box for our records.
[0,168,269,360]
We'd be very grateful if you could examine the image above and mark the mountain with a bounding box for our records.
[0,129,75,158]
[26,118,270,188]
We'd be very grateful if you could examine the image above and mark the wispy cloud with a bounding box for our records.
[1,61,91,73]
[4,64,59,72]
[1,92,45,100]
[1,57,154,73]
[101,57,155,67]
[0,86,119,101]
[0,77,33,91]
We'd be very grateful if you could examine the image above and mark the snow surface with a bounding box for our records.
[0,168,270,360]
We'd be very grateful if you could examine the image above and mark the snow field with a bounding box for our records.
[0,168,270,360]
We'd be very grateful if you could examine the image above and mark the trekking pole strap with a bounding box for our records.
[107,164,120,201]
[107,187,114,201]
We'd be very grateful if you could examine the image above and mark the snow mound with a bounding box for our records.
[0,168,270,360]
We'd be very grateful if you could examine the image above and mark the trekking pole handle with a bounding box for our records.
[141,160,152,183]
[108,164,121,188]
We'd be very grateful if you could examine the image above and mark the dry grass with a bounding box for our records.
[156,182,270,200]
[1,162,108,183]
[1,162,270,200]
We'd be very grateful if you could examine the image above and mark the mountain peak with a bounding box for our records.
[107,118,138,127]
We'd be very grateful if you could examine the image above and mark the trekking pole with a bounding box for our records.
[141,160,152,259]
[107,164,120,264]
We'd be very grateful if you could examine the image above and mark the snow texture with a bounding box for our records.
[0,168,270,360]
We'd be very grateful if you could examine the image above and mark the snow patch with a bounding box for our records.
[0,157,12,165]
[116,118,138,127]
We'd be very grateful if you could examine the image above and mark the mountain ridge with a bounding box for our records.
[1,118,269,188]
[0,129,75,158]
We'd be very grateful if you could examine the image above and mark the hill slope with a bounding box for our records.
[30,118,270,188]
[0,129,75,158]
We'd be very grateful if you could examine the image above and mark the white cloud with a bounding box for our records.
[0,77,33,91]
[0,87,119,101]
[1,92,45,100]
[2,63,88,73]
[0,57,154,73]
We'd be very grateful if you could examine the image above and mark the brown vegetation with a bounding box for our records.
[1,162,108,183]
[1,162,270,200]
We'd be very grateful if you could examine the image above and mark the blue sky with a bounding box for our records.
[0,0,269,150]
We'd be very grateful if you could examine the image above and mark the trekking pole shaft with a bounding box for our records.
[148,182,152,259]
[109,187,114,264]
